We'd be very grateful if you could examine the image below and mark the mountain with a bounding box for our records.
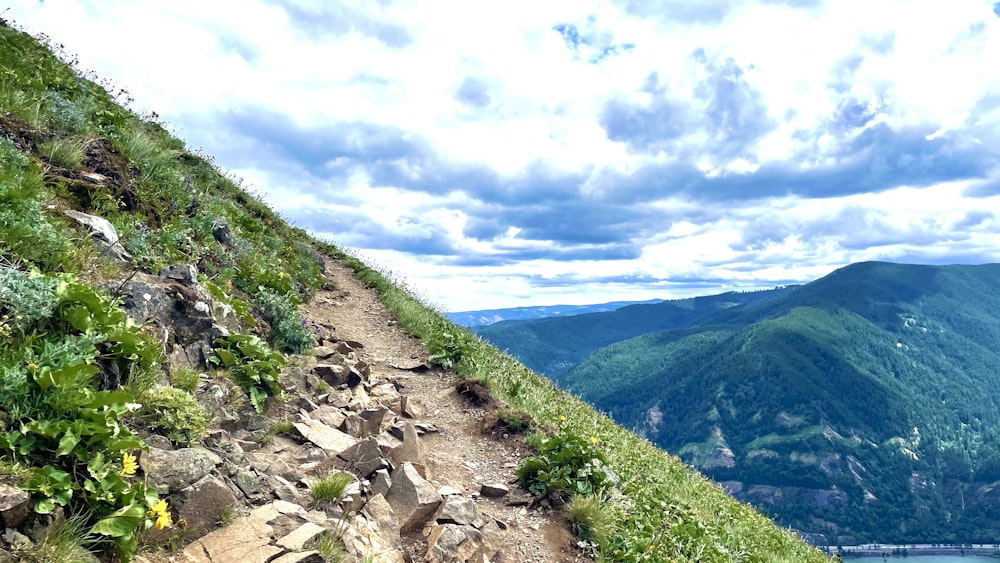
[477,287,794,380]
[0,18,828,562]
[561,261,1000,543]
[444,298,663,327]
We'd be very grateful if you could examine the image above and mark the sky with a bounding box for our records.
[8,0,1000,311]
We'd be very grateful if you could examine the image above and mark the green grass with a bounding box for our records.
[311,471,355,503]
[567,494,615,547]
[37,136,88,169]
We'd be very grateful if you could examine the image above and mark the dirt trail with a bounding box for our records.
[298,257,590,563]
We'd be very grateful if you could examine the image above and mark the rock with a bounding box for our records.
[310,406,347,429]
[385,462,443,531]
[362,493,400,547]
[360,407,391,437]
[234,470,263,499]
[293,419,358,455]
[159,264,199,286]
[173,474,238,536]
[338,437,389,477]
[435,495,482,526]
[347,366,365,388]
[0,484,30,528]
[341,414,364,438]
[181,512,279,563]
[276,521,326,551]
[425,523,486,563]
[269,552,325,563]
[340,513,407,563]
[479,484,509,498]
[63,209,131,261]
[141,447,216,494]
[372,469,392,498]
[313,363,350,386]
[400,395,426,419]
[211,217,236,246]
[389,422,426,467]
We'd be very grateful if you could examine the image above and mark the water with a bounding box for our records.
[845,557,997,562]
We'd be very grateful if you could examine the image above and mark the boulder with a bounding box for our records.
[141,447,216,494]
[400,395,426,419]
[338,437,389,478]
[0,484,30,528]
[435,495,483,527]
[293,419,358,455]
[479,483,509,498]
[172,474,238,536]
[425,523,486,563]
[362,493,400,547]
[384,462,443,531]
[389,422,426,467]
[275,521,326,551]
[63,209,131,261]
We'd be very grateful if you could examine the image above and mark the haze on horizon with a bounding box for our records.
[9,0,1000,311]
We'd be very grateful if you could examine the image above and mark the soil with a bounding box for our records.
[298,258,592,563]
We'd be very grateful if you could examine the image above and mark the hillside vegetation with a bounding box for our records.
[477,288,793,380]
[0,19,828,562]
[556,262,1000,544]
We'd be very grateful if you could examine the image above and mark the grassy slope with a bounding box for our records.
[0,20,829,562]
[563,262,1000,542]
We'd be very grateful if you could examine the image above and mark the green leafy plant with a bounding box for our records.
[426,322,477,370]
[168,366,201,392]
[210,333,285,413]
[517,432,611,500]
[134,385,210,446]
[203,279,254,328]
[254,289,313,354]
[0,269,170,561]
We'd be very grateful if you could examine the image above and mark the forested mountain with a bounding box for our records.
[560,262,1000,543]
[444,298,662,327]
[476,288,793,380]
[478,262,1000,543]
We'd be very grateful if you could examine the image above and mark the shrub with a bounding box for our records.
[254,289,313,354]
[210,333,285,413]
[517,433,611,499]
[134,385,210,446]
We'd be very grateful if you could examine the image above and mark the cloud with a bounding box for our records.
[9,0,1000,311]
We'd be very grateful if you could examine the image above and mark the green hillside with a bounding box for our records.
[563,262,1000,543]
[0,18,829,562]
[477,288,793,381]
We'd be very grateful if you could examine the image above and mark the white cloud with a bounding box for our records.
[7,0,1000,311]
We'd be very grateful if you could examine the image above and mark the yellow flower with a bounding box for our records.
[590,436,599,445]
[120,451,138,477]
[559,415,566,422]
[150,499,172,529]
[278,271,285,278]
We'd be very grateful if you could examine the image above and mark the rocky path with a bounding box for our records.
[297,258,589,563]
[143,257,591,563]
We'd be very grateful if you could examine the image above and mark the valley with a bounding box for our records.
[472,262,1000,545]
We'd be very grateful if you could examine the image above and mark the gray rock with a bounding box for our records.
[340,414,364,438]
[390,422,426,467]
[234,470,263,498]
[63,209,131,261]
[310,405,347,429]
[211,218,235,246]
[141,447,216,494]
[435,495,482,527]
[293,419,358,455]
[372,469,392,498]
[173,474,238,536]
[362,493,400,547]
[270,552,325,563]
[401,395,426,419]
[276,521,326,551]
[360,407,391,437]
[338,437,389,477]
[0,484,30,529]
[159,264,199,286]
[313,363,350,386]
[425,523,486,563]
[479,483,509,498]
[385,462,443,531]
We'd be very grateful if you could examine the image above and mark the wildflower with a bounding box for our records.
[278,271,285,279]
[590,436,599,445]
[120,451,138,477]
[150,499,172,529]
[560,415,566,422]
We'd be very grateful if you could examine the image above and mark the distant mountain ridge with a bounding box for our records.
[479,262,1000,544]
[444,298,663,327]
[476,287,794,380]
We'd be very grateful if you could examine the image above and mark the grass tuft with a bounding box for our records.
[567,494,615,547]
[311,471,355,503]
